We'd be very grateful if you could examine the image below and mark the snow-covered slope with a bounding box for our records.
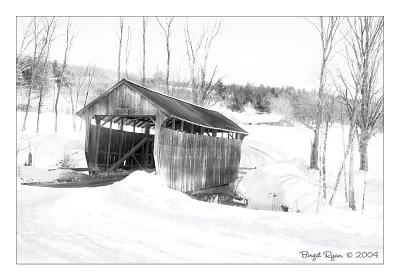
[236,111,382,218]
[17,171,382,263]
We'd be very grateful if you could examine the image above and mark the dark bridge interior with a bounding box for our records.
[86,115,156,171]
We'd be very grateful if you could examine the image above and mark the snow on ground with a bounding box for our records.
[17,109,383,263]
[214,103,287,125]
[17,112,87,169]
[17,171,382,263]
[234,108,382,220]
[239,164,318,213]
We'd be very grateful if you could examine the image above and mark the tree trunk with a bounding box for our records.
[69,87,76,132]
[22,85,33,130]
[36,87,44,133]
[310,126,320,169]
[309,57,326,170]
[166,42,170,94]
[118,44,122,81]
[190,66,197,104]
[23,65,38,130]
[361,170,367,214]
[341,120,348,202]
[142,17,146,86]
[54,83,61,132]
[329,122,356,206]
[321,121,329,199]
[359,130,369,171]
[359,142,368,171]
[348,137,356,210]
[118,19,123,82]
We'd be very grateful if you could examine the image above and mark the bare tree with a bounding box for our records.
[348,129,356,210]
[320,94,335,199]
[156,17,174,94]
[70,65,92,132]
[184,19,222,106]
[339,103,349,203]
[308,17,341,170]
[316,93,335,212]
[347,17,384,171]
[142,17,149,86]
[117,17,124,81]
[22,17,46,130]
[79,65,96,131]
[36,17,57,133]
[17,18,35,66]
[329,88,359,208]
[82,65,96,108]
[329,17,384,209]
[184,20,204,103]
[54,18,75,132]
[125,25,132,79]
[361,164,368,214]
[17,18,36,94]
[330,58,363,209]
[74,67,89,111]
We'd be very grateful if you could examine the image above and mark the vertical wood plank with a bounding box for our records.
[144,123,150,167]
[118,118,124,161]
[106,119,113,169]
[94,116,101,170]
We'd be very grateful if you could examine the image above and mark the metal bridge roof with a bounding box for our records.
[77,79,248,135]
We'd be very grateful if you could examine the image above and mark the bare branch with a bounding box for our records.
[184,18,222,106]
[156,17,174,94]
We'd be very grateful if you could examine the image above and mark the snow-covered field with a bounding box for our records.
[17,109,383,263]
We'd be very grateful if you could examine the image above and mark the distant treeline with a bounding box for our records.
[217,83,346,125]
[17,56,346,126]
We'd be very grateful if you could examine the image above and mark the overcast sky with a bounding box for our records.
[17,17,325,91]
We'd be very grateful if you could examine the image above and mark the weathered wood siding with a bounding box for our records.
[83,84,158,117]
[155,127,242,192]
[153,110,168,175]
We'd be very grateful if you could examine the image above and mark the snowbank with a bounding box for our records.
[17,171,382,263]
[239,164,318,213]
[17,166,88,184]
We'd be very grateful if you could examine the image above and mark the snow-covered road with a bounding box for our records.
[17,172,382,263]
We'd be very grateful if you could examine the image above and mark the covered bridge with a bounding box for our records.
[76,79,248,193]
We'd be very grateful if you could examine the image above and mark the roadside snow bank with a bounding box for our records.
[17,166,88,183]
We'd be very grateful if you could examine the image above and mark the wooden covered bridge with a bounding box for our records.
[76,79,248,193]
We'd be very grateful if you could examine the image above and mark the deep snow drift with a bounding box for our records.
[17,171,382,263]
